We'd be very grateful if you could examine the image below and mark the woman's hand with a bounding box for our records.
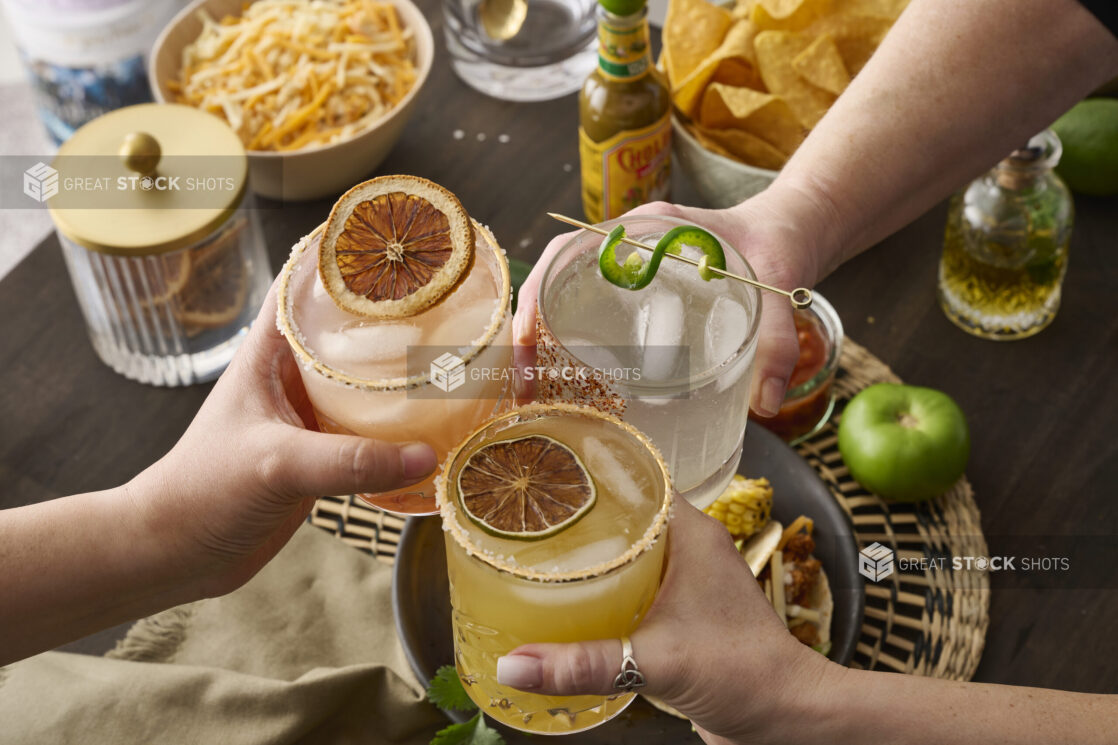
[129,285,438,598]
[493,501,836,744]
[512,193,825,416]
[1,281,439,664]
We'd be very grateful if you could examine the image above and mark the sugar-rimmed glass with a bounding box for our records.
[276,221,513,516]
[437,402,673,734]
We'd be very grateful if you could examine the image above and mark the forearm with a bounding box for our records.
[769,0,1118,280]
[0,485,192,664]
[797,666,1118,745]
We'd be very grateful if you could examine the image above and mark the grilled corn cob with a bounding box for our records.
[704,475,773,539]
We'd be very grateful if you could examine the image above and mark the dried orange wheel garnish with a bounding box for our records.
[135,251,190,307]
[457,435,597,540]
[174,218,248,334]
[318,175,474,319]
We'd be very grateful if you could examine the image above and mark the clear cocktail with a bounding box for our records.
[537,215,759,509]
[276,179,513,515]
[437,403,672,734]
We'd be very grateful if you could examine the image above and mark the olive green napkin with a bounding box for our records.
[0,524,445,745]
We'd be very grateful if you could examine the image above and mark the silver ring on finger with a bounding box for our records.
[612,636,646,692]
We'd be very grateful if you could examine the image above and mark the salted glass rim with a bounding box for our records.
[276,220,512,392]
[537,215,762,392]
[436,402,674,584]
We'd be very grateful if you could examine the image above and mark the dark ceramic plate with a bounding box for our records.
[392,424,863,742]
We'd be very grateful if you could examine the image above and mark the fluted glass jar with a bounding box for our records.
[48,103,270,385]
[937,130,1073,340]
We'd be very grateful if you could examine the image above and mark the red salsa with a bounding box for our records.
[751,311,835,442]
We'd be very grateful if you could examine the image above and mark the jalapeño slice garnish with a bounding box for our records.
[597,224,726,290]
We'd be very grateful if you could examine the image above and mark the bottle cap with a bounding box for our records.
[995,130,1061,191]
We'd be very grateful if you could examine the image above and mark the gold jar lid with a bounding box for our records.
[49,103,248,256]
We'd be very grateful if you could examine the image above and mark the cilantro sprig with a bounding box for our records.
[426,665,506,745]
[431,713,503,745]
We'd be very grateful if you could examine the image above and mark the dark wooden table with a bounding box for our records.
[2,0,1115,696]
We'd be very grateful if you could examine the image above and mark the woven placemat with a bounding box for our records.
[309,338,990,682]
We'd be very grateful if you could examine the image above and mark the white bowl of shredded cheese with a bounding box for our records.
[151,0,434,201]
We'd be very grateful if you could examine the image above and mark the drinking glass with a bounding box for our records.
[437,402,673,734]
[443,0,597,101]
[536,215,760,509]
[748,292,842,444]
[276,221,513,516]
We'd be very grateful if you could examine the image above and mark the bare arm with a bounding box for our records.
[0,288,435,665]
[797,667,1117,745]
[754,0,1118,281]
[512,0,1118,417]
[496,504,1118,745]
[0,487,194,664]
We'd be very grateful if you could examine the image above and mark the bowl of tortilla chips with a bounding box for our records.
[663,0,907,207]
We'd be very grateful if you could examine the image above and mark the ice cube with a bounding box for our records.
[313,321,418,376]
[582,439,643,511]
[705,295,749,368]
[426,299,498,348]
[561,337,627,376]
[550,536,631,572]
[635,290,685,382]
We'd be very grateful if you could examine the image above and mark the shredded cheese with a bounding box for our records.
[173,0,417,151]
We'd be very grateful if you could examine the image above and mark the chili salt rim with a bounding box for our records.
[436,402,675,584]
[275,219,512,392]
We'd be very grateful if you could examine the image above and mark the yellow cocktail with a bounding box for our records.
[437,403,673,734]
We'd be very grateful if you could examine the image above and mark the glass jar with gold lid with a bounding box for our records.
[47,103,270,385]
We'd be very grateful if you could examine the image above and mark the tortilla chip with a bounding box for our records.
[791,33,850,95]
[699,84,773,127]
[663,0,734,87]
[846,0,909,20]
[751,0,828,31]
[754,30,835,128]
[671,19,761,117]
[710,56,764,89]
[698,83,806,154]
[690,122,789,170]
[809,14,893,74]
[758,0,807,19]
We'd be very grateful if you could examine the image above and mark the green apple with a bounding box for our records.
[838,383,970,502]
